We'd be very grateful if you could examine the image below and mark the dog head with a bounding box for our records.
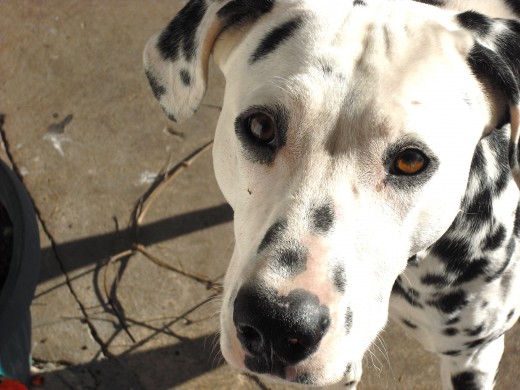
[144,0,520,386]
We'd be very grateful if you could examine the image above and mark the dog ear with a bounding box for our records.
[143,0,274,122]
[456,11,520,187]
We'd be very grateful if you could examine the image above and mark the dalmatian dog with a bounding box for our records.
[143,0,520,388]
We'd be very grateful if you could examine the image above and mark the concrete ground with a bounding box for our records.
[1,1,519,389]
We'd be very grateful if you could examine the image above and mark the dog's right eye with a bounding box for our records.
[246,112,276,144]
[235,105,288,164]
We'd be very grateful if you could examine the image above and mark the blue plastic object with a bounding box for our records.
[0,159,40,385]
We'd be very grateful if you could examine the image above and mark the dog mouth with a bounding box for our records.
[238,350,335,386]
[222,331,357,386]
[243,352,292,381]
[238,333,321,383]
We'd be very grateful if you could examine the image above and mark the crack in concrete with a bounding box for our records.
[0,115,146,389]
[0,114,109,355]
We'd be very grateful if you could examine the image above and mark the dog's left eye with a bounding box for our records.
[246,113,276,144]
[392,149,428,175]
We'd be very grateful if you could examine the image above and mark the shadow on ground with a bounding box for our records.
[37,203,233,286]
[37,333,227,390]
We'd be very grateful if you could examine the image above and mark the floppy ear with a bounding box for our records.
[456,11,520,187]
[143,0,274,122]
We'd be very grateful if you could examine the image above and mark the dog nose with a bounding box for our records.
[233,286,330,367]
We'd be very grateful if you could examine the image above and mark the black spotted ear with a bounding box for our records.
[143,0,274,122]
[456,11,520,187]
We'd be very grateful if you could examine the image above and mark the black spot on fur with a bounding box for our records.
[421,273,449,287]
[457,11,493,36]
[402,319,418,329]
[443,350,461,356]
[345,308,353,334]
[492,164,511,197]
[145,69,166,99]
[465,188,493,226]
[412,0,444,6]
[430,238,471,267]
[470,142,486,179]
[407,255,419,265]
[446,317,460,325]
[392,280,423,308]
[429,236,488,284]
[157,0,207,62]
[295,373,314,385]
[250,16,303,63]
[427,290,468,314]
[333,264,346,293]
[507,309,515,321]
[217,0,275,33]
[452,371,478,390]
[344,381,357,388]
[310,203,335,234]
[486,237,516,282]
[514,202,520,237]
[353,0,366,5]
[275,247,307,276]
[465,323,485,337]
[485,124,509,158]
[258,220,287,253]
[483,225,506,251]
[509,141,517,175]
[454,258,489,284]
[344,363,352,375]
[465,337,486,349]
[443,327,459,336]
[180,69,191,86]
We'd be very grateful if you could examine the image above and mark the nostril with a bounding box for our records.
[237,324,264,355]
[285,336,305,356]
[238,325,260,340]
[234,285,331,366]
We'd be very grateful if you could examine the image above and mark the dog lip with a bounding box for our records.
[244,353,287,378]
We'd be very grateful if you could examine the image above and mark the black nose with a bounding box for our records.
[233,285,330,374]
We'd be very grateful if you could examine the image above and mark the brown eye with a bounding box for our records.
[393,149,428,175]
[247,113,276,144]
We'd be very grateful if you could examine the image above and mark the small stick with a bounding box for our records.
[135,141,213,227]
[103,249,137,343]
[134,244,215,288]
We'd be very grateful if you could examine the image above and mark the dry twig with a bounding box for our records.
[101,140,218,344]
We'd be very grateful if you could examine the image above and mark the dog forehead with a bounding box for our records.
[220,0,471,104]
[221,0,463,69]
[219,0,477,143]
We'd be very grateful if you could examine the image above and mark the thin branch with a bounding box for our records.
[103,249,137,343]
[133,141,213,230]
